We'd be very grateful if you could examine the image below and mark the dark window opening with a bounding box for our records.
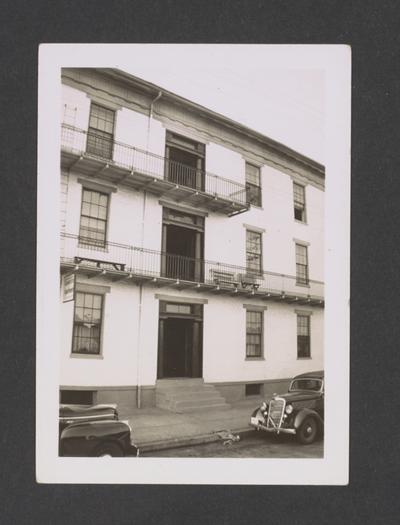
[293,182,306,222]
[246,163,262,207]
[246,230,263,276]
[245,383,262,396]
[79,189,109,247]
[246,310,263,358]
[72,292,103,355]
[297,315,311,358]
[86,103,115,160]
[296,243,309,285]
[60,390,94,405]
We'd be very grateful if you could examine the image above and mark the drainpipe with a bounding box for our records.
[146,90,163,151]
[136,282,143,408]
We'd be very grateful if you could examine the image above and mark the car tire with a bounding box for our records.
[94,442,124,457]
[296,417,318,445]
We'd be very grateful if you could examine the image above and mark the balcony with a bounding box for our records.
[61,124,250,216]
[61,233,324,306]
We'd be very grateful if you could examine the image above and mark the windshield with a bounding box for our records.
[289,378,322,392]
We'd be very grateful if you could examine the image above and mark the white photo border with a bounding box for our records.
[37,43,350,485]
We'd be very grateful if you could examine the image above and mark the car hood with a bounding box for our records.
[269,391,322,403]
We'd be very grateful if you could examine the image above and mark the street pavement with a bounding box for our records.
[141,431,324,458]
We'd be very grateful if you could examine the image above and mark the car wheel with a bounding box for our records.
[94,442,124,457]
[296,417,318,445]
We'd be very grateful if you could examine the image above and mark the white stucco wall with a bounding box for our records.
[60,82,324,391]
[60,281,323,388]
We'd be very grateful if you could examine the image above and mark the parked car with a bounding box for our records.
[59,403,139,457]
[249,371,324,444]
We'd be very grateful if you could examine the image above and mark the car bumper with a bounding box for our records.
[249,416,296,435]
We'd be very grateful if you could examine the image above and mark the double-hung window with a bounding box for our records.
[245,162,262,207]
[246,229,263,275]
[297,314,311,358]
[86,103,115,160]
[246,310,263,358]
[72,292,103,355]
[79,189,109,247]
[293,182,306,222]
[295,243,309,285]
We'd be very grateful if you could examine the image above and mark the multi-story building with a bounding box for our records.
[59,67,324,411]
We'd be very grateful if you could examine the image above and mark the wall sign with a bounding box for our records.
[63,273,75,302]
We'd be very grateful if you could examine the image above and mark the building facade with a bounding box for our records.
[59,68,324,410]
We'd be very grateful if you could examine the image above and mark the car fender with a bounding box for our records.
[61,420,131,442]
[293,408,323,431]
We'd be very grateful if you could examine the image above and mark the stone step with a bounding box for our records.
[156,390,222,401]
[175,403,231,413]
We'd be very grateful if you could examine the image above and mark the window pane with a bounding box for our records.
[72,292,103,355]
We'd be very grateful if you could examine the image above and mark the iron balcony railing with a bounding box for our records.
[61,233,324,299]
[61,124,249,206]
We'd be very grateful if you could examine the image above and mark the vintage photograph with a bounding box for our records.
[37,45,350,484]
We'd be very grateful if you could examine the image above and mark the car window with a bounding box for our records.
[289,379,322,391]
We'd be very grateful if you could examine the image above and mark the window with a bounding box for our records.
[297,314,311,358]
[293,182,306,222]
[296,243,309,285]
[79,189,109,247]
[246,162,262,207]
[60,390,94,404]
[245,383,262,396]
[246,229,263,275]
[246,310,263,358]
[86,103,115,159]
[72,292,103,355]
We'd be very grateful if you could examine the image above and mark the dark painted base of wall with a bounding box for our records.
[60,386,156,409]
[60,378,290,409]
[212,379,291,403]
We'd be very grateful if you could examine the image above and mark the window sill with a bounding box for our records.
[70,353,104,359]
[294,219,308,225]
[297,357,312,360]
[296,282,311,288]
[78,243,109,253]
[245,357,265,361]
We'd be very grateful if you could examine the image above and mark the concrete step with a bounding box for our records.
[156,390,222,401]
[155,380,230,413]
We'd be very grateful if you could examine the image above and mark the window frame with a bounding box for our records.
[78,188,110,248]
[245,162,262,207]
[86,102,115,160]
[246,228,263,276]
[71,291,105,357]
[295,242,309,285]
[245,309,264,359]
[293,182,307,223]
[297,313,311,359]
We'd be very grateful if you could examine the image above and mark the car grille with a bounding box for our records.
[267,398,285,429]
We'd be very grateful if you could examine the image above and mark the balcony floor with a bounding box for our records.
[61,262,324,307]
[61,150,249,216]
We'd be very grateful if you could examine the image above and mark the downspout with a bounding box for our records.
[146,90,163,151]
[137,91,162,409]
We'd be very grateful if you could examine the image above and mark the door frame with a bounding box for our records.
[157,300,203,379]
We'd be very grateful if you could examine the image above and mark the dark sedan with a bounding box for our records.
[250,371,324,444]
[59,403,139,457]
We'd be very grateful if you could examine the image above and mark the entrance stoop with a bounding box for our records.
[156,379,231,413]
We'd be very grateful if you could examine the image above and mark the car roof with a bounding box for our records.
[292,370,324,380]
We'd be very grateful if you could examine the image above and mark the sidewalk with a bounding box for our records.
[118,397,263,453]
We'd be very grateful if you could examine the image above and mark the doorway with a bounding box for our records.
[157,301,203,379]
[161,207,204,282]
[165,131,205,191]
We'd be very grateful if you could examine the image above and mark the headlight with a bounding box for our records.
[285,404,293,414]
